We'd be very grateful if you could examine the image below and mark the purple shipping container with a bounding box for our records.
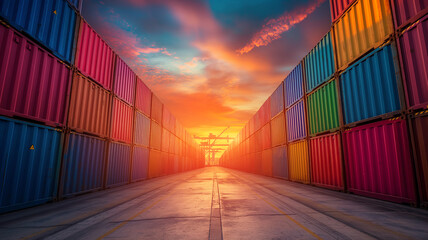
[398,15,428,110]
[272,145,288,179]
[131,146,149,182]
[343,119,416,204]
[0,24,71,127]
[286,100,307,142]
[134,111,150,147]
[114,57,136,106]
[284,63,304,108]
[391,0,428,30]
[271,82,284,118]
[106,142,131,188]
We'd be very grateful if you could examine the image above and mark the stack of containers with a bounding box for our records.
[0,0,77,213]
[149,94,163,178]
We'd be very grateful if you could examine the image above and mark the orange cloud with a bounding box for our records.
[238,0,325,54]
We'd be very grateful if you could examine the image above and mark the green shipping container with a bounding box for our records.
[307,80,340,135]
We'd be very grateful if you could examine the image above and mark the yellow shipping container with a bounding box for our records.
[288,140,310,184]
[333,0,394,70]
[271,112,286,147]
[262,149,273,176]
[148,149,161,178]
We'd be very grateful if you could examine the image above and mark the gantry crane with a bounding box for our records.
[194,126,233,166]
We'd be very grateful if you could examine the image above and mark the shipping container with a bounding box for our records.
[161,152,169,176]
[150,121,162,150]
[409,111,428,207]
[61,133,105,198]
[0,0,77,63]
[68,73,111,137]
[270,82,284,118]
[261,149,273,177]
[272,145,288,179]
[286,100,307,142]
[106,141,131,188]
[285,63,304,107]
[307,80,340,135]
[310,132,343,190]
[134,111,150,147]
[261,123,271,150]
[67,0,82,12]
[391,0,428,30]
[75,19,115,90]
[340,44,401,125]
[288,140,310,184]
[304,32,336,93]
[260,98,271,126]
[398,15,428,110]
[111,97,133,144]
[270,112,286,147]
[255,152,263,175]
[333,0,394,70]
[135,78,151,117]
[132,146,149,182]
[0,117,61,213]
[162,128,170,153]
[162,107,172,131]
[343,119,416,203]
[255,130,263,153]
[151,94,163,124]
[0,24,71,127]
[329,0,356,23]
[114,57,136,105]
[148,149,161,178]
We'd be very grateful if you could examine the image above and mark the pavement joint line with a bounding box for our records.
[209,170,223,240]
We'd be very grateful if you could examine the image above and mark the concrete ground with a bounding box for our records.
[0,167,427,240]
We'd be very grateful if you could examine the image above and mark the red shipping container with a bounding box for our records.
[111,97,133,143]
[329,0,356,22]
[261,123,271,150]
[151,94,163,124]
[343,119,416,204]
[135,78,151,117]
[0,24,71,127]
[75,19,115,90]
[114,57,136,105]
[391,0,428,30]
[310,132,344,191]
[398,15,428,110]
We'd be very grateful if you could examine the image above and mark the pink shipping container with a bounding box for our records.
[261,123,271,150]
[329,0,356,22]
[111,97,133,144]
[310,132,343,191]
[391,0,428,30]
[151,94,163,124]
[343,119,416,204]
[135,78,151,117]
[114,57,136,105]
[398,15,428,110]
[0,24,71,127]
[75,19,115,90]
[260,98,271,127]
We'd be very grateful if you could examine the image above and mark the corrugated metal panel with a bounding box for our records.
[270,112,286,147]
[333,0,394,70]
[0,24,71,127]
[134,111,150,147]
[260,98,271,126]
[340,44,401,125]
[254,152,263,175]
[272,146,288,179]
[249,117,255,135]
[161,152,168,176]
[285,63,304,107]
[161,128,170,153]
[391,0,428,30]
[151,94,163,124]
[162,107,172,131]
[0,0,76,63]
[343,119,416,203]
[261,123,271,150]
[67,0,81,11]
[114,57,135,106]
[148,149,161,178]
[0,117,61,213]
[308,80,340,135]
[169,135,175,154]
[398,15,428,110]
[111,97,133,144]
[288,140,310,184]
[68,73,111,137]
[310,132,343,190]
[135,78,151,117]
[173,155,179,173]
[329,0,356,22]
[61,133,105,197]
[261,149,272,177]
[270,82,284,118]
[150,121,162,150]
[106,142,131,188]
[304,32,335,93]
[286,100,307,142]
[410,112,428,207]
[131,146,149,182]
[75,19,115,90]
[255,130,263,153]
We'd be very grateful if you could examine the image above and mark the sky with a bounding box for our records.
[82,0,332,147]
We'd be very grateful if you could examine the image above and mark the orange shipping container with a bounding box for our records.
[148,150,161,178]
[262,149,273,176]
[161,128,170,153]
[288,140,310,184]
[151,94,163,124]
[150,121,162,150]
[270,112,286,147]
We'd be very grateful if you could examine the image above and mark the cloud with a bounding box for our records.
[237,0,325,54]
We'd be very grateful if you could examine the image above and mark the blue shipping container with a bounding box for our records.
[132,146,149,182]
[0,0,77,63]
[304,32,335,93]
[61,133,106,198]
[67,0,81,11]
[272,145,288,179]
[270,81,284,118]
[285,63,304,108]
[340,43,401,125]
[286,100,307,142]
[107,142,131,187]
[0,117,61,213]
[134,111,151,147]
